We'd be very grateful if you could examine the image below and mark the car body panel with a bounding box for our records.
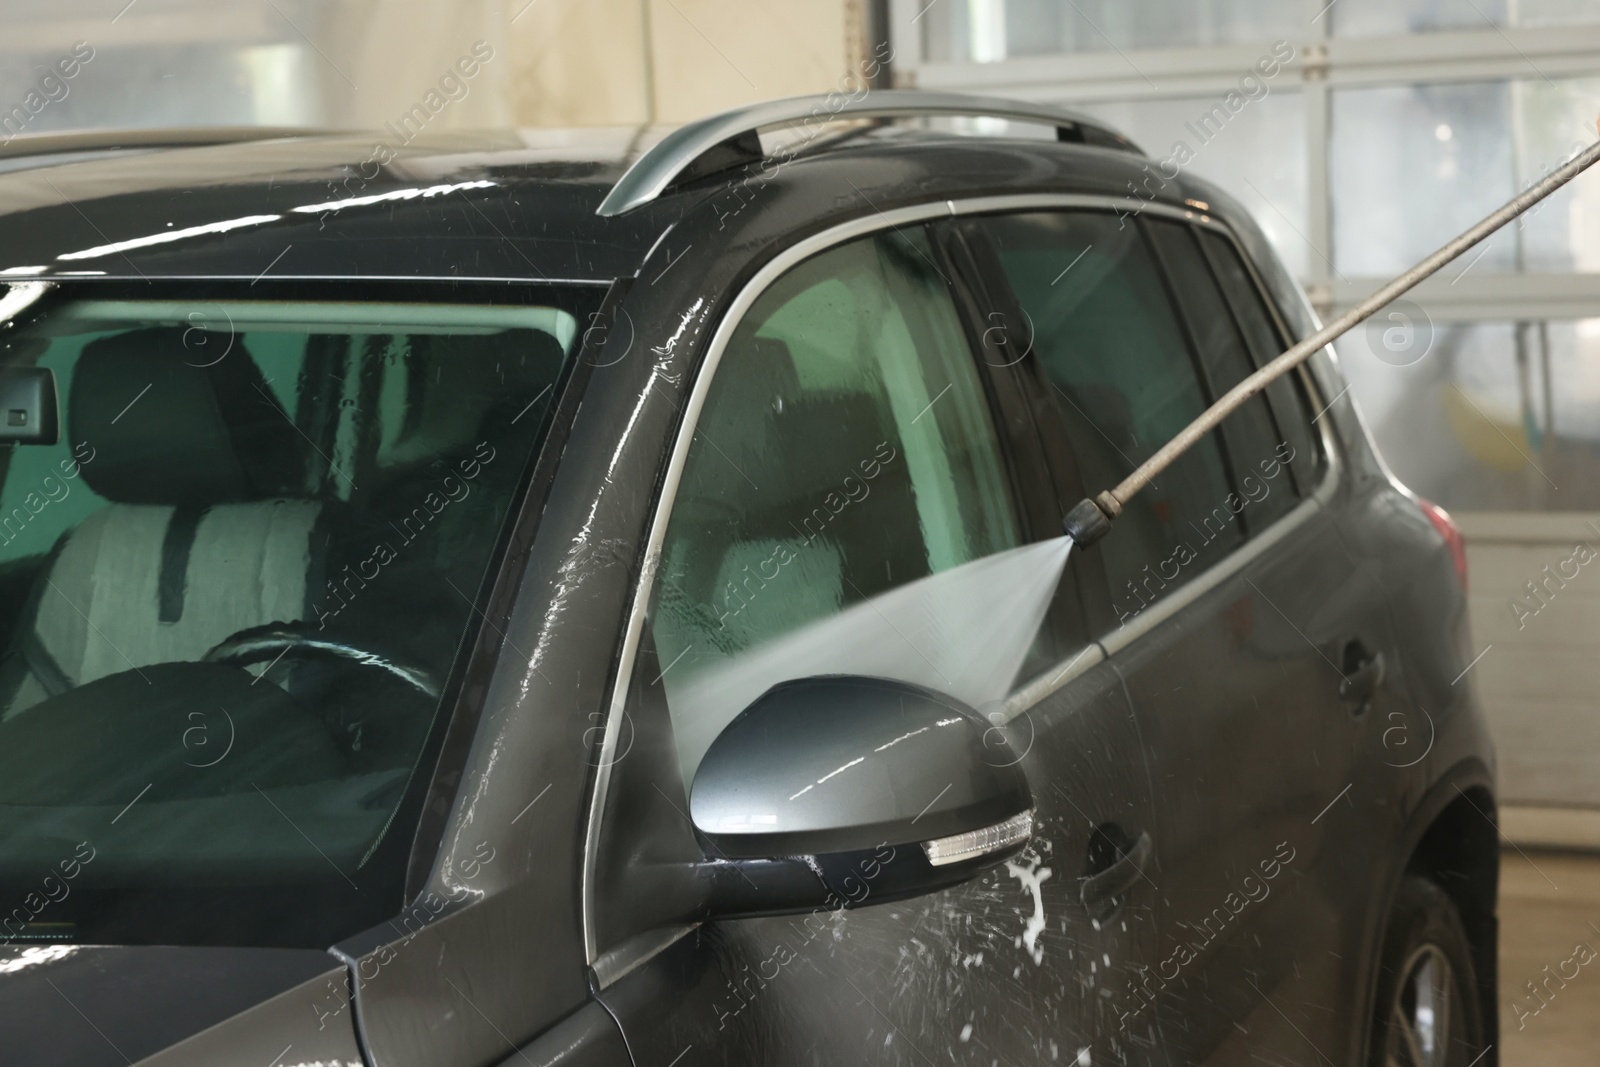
[1105,503,1389,1064]
[136,964,365,1067]
[486,1000,632,1067]
[0,944,358,1067]
[594,656,1167,1067]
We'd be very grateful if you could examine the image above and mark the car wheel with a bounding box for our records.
[1368,875,1486,1067]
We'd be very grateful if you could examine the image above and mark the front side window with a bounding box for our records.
[648,229,1048,786]
[0,288,595,947]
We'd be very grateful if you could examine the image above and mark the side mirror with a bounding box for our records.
[0,368,58,445]
[687,675,1032,916]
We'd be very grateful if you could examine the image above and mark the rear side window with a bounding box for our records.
[1143,219,1300,529]
[648,229,1037,784]
[1194,228,1322,492]
[977,210,1243,624]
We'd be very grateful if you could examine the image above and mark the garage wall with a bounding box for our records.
[0,0,870,137]
[1462,512,1600,809]
[505,0,864,126]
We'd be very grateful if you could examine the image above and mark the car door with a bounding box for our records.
[588,222,1172,1066]
[1181,224,1417,1064]
[960,205,1388,1064]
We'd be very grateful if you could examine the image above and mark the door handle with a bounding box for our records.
[1078,828,1152,923]
[1339,641,1385,714]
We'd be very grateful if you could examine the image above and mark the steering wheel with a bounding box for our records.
[202,622,442,700]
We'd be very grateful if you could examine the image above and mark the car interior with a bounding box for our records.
[0,298,577,944]
[647,230,1035,785]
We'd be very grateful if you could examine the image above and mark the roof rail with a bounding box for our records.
[595,89,1142,217]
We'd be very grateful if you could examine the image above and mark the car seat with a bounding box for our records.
[0,327,322,716]
[652,335,925,662]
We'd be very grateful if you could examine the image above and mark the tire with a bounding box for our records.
[1367,875,1487,1067]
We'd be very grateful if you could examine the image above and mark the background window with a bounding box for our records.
[1331,0,1600,37]
[1070,92,1310,280]
[649,229,1053,784]
[1331,77,1600,276]
[919,0,1306,62]
[1338,318,1600,511]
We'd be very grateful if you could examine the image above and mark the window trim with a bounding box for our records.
[579,192,1342,973]
[931,219,1102,662]
[930,222,1053,544]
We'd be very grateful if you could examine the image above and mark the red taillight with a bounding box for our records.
[1419,497,1468,592]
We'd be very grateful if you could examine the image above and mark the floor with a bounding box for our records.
[1497,849,1600,1065]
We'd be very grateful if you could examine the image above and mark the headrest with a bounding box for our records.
[431,328,568,437]
[70,327,307,505]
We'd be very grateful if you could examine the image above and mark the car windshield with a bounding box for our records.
[0,287,598,947]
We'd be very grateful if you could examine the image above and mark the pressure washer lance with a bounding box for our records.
[1061,129,1600,549]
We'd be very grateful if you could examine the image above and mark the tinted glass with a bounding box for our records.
[0,291,593,947]
[1196,226,1322,492]
[1144,218,1301,528]
[978,210,1243,624]
[648,229,1045,784]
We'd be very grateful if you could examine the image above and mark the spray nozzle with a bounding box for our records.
[1061,493,1120,547]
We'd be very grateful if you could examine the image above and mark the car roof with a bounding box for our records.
[0,117,1245,287]
[0,128,677,284]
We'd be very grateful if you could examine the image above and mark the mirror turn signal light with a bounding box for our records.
[921,810,1033,867]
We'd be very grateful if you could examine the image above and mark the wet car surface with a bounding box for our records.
[0,94,1495,1066]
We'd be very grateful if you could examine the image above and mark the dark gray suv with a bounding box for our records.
[0,91,1495,1067]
